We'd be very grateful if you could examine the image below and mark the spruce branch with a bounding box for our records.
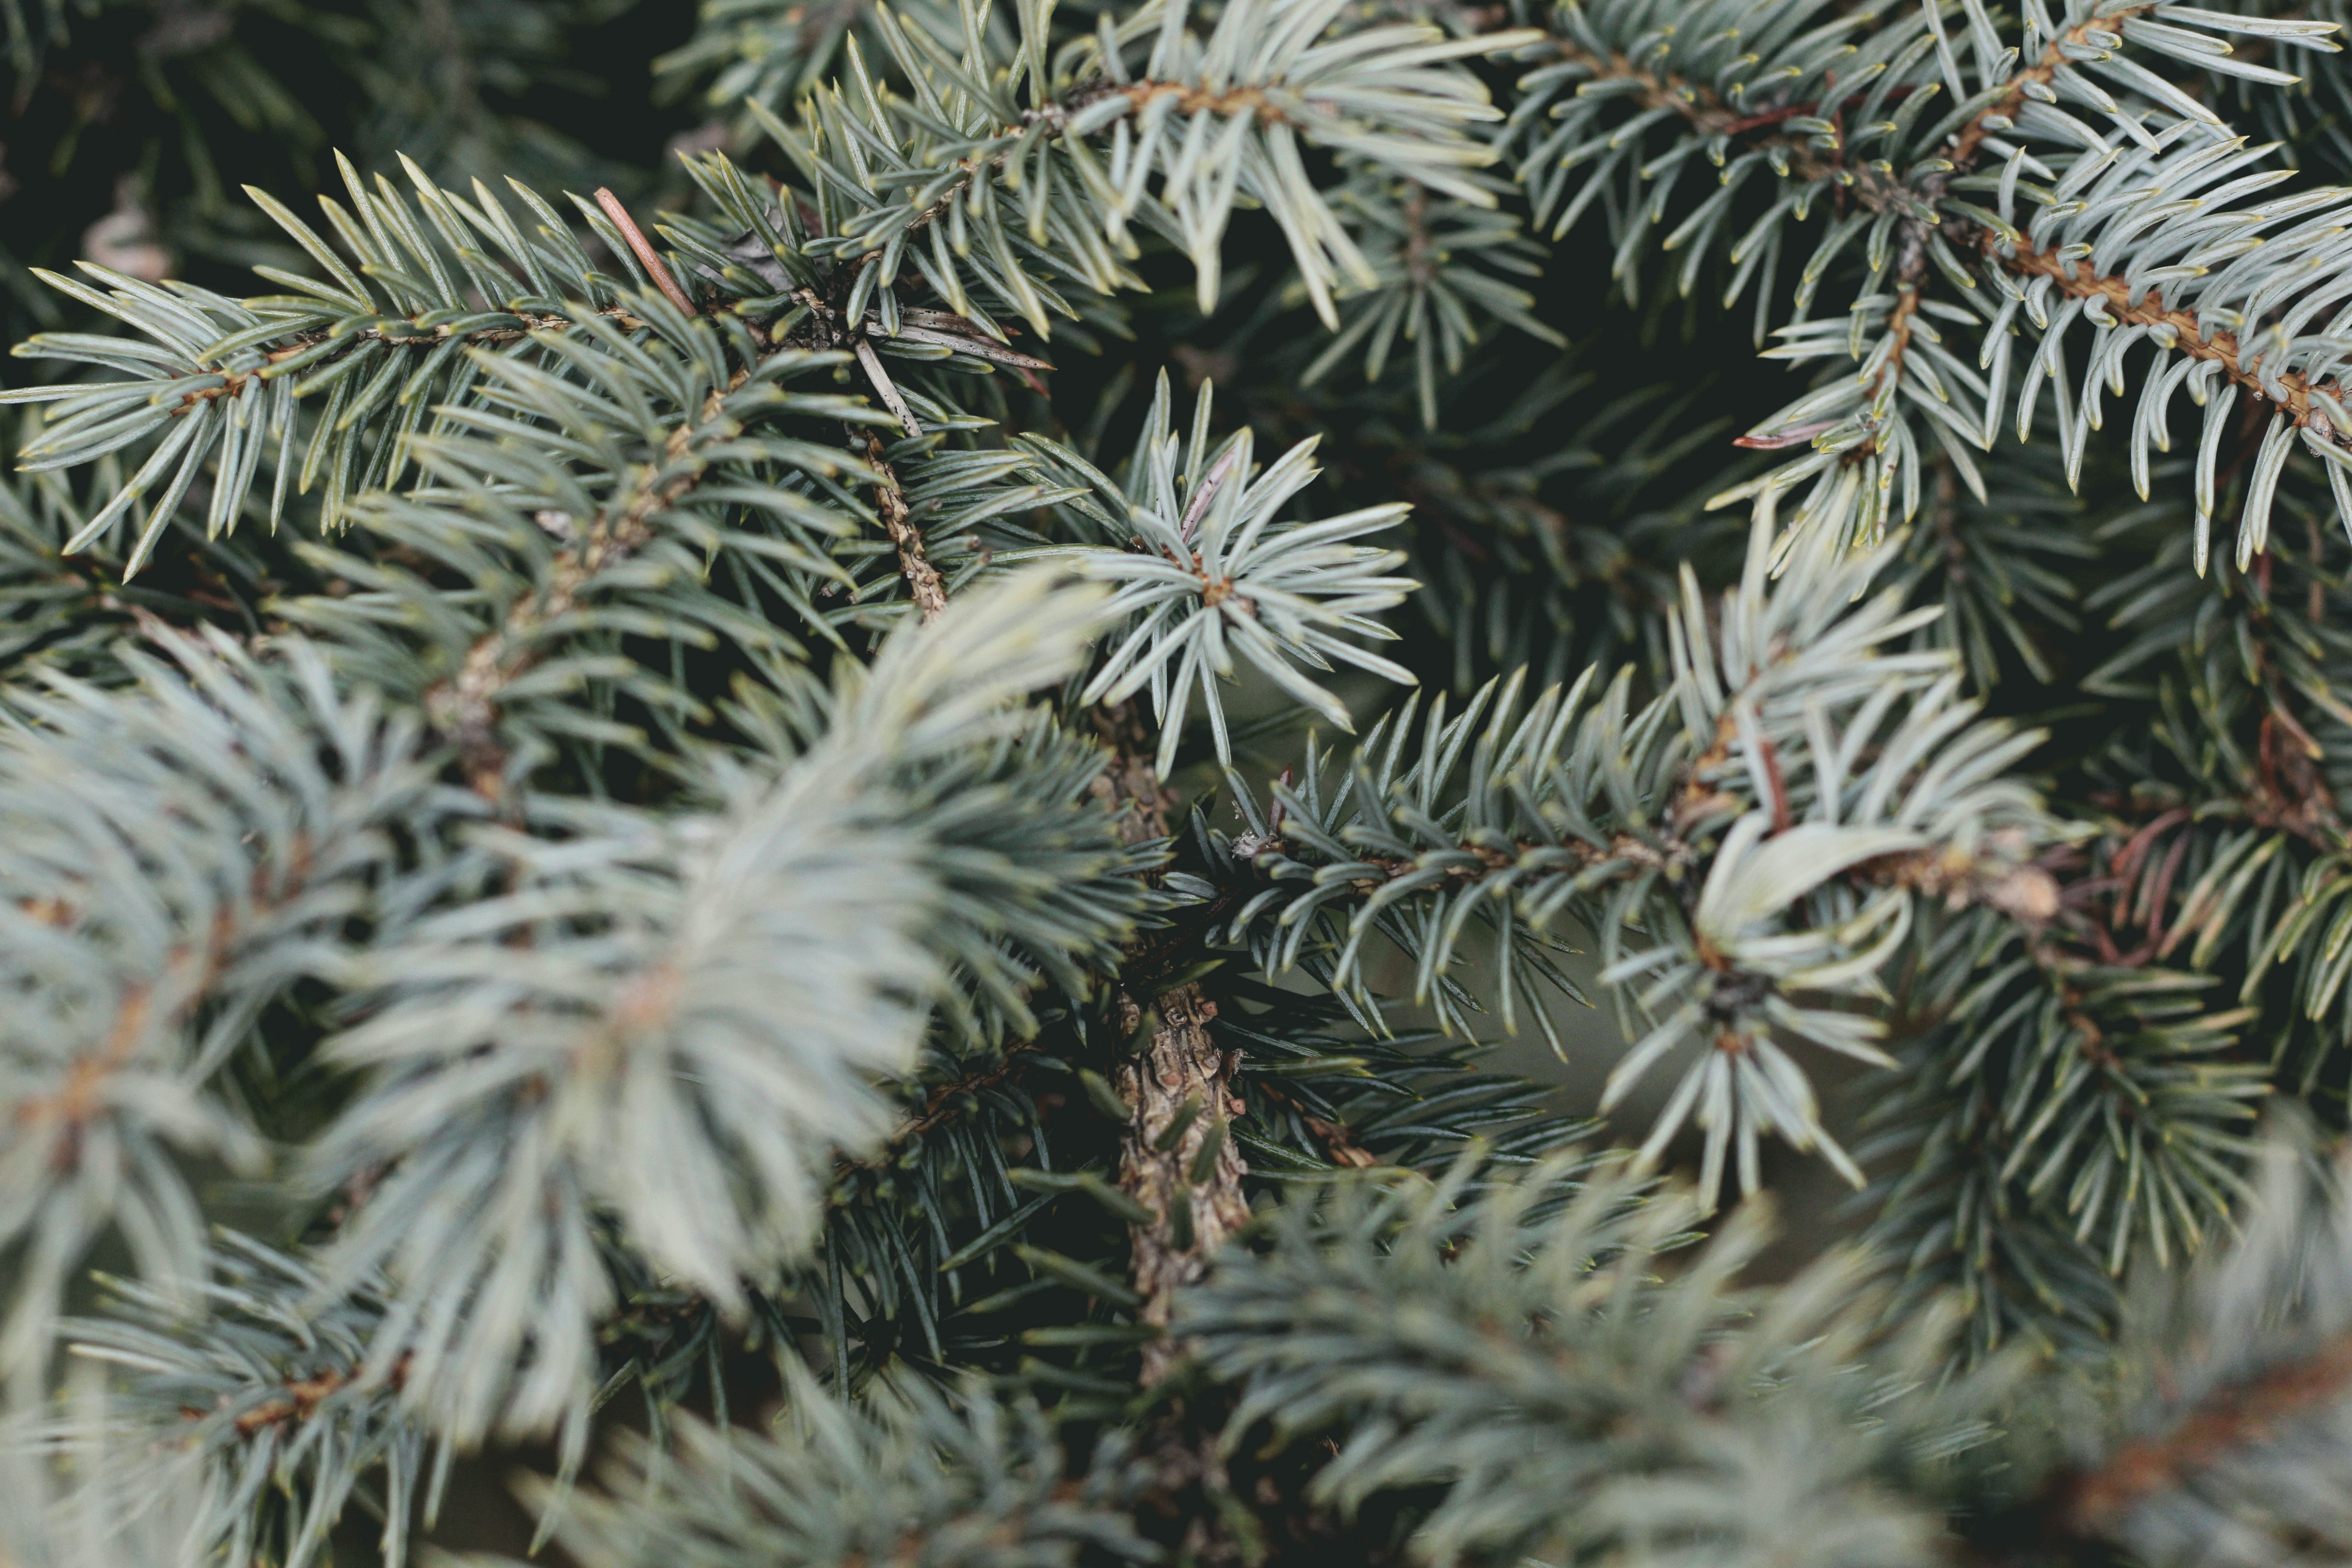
[56,1236,431,1568]
[652,163,1061,623]
[0,1399,213,1568]
[2063,527,2352,1066]
[530,1366,1154,1568]
[731,679,1172,1055]
[2,152,659,547]
[419,372,743,795]
[1990,1120,2352,1567]
[1088,698,1249,1385]
[2062,1331,2352,1542]
[306,572,1115,1450]
[1799,15,2347,554]
[277,315,853,775]
[266,265,1073,781]
[1216,512,2060,1206]
[1863,917,2265,1361]
[1221,986,1593,1176]
[656,0,915,113]
[1302,172,1565,427]
[19,2,2352,1560]
[1026,375,1418,779]
[1188,1125,2352,1568]
[0,627,429,1395]
[751,0,1536,331]
[1523,0,2352,573]
[1184,1155,2005,1568]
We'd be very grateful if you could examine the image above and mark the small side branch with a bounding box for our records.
[425,390,727,795]
[1948,5,2167,169]
[594,188,698,318]
[1990,237,2352,451]
[2041,1333,2352,1542]
[861,430,948,622]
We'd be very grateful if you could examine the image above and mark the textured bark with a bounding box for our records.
[1091,702,1250,1383]
[1112,983,1250,1382]
[861,430,948,622]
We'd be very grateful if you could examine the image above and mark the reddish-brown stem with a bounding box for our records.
[2063,1335,2352,1532]
[595,187,698,318]
[1993,238,2352,450]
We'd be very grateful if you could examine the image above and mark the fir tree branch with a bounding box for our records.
[422,381,739,795]
[1947,2,2177,171]
[48,1238,430,1568]
[1518,30,1849,175]
[1184,1156,2002,1568]
[861,428,949,622]
[28,5,2352,1559]
[308,572,1118,1450]
[529,1368,1153,1568]
[2060,1332,2352,1534]
[1212,515,2064,1204]
[754,0,1533,328]
[0,626,430,1390]
[1090,699,1249,1384]
[1971,1126,2352,1565]
[729,258,1025,622]
[1029,375,1416,779]
[54,302,654,429]
[1989,235,2352,455]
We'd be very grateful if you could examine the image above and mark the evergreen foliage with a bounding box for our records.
[13,1,2352,1564]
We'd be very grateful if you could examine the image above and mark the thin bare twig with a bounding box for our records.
[861,430,948,622]
[594,188,698,318]
[855,338,925,438]
[1178,444,1244,542]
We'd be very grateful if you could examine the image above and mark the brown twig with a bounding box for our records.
[1755,733,1793,835]
[594,187,698,318]
[194,1352,414,1438]
[861,429,949,622]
